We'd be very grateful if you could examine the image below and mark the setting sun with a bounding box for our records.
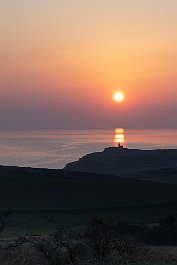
[113,92,125,103]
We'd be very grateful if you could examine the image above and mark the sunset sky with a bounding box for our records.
[1,0,177,129]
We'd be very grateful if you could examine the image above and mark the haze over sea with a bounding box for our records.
[0,129,176,169]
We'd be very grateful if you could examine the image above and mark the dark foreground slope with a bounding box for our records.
[65,148,177,183]
[1,164,177,210]
[1,164,177,236]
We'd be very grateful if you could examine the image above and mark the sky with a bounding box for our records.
[0,0,177,130]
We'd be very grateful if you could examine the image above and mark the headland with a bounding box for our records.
[65,147,177,183]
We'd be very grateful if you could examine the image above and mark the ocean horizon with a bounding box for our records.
[0,129,177,169]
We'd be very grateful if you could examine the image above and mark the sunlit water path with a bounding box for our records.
[0,129,176,169]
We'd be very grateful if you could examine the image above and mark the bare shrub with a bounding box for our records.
[85,218,115,258]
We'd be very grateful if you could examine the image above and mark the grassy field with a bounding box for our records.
[2,204,177,237]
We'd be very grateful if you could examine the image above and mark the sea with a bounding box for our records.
[0,129,176,169]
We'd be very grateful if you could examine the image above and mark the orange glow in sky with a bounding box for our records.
[0,1,177,129]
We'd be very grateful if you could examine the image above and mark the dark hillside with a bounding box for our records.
[0,165,177,210]
[1,165,177,235]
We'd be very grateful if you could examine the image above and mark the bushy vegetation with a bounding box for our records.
[0,216,177,264]
[108,214,177,246]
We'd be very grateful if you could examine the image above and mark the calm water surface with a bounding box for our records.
[0,129,176,169]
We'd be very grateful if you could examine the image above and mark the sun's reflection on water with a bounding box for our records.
[114,128,126,147]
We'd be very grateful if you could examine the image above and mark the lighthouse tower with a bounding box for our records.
[118,142,124,149]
